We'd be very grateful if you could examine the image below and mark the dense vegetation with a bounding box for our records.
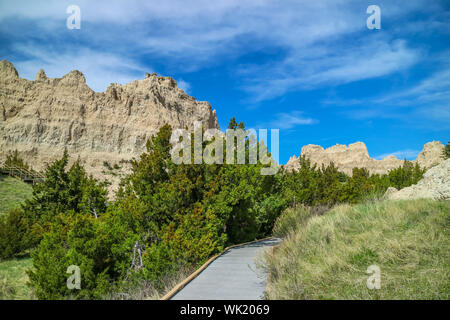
[444,141,450,159]
[263,200,450,299]
[0,119,428,299]
[280,156,424,207]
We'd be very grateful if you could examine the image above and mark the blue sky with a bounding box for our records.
[1,0,449,164]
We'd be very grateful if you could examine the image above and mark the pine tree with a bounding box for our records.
[444,141,450,159]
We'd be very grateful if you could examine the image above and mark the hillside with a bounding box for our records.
[264,199,450,299]
[0,175,32,216]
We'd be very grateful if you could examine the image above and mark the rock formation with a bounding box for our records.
[285,141,445,175]
[385,159,450,201]
[415,141,445,169]
[0,60,219,195]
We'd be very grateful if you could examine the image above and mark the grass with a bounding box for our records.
[104,266,195,300]
[0,175,33,216]
[261,199,450,299]
[0,174,34,299]
[0,257,33,299]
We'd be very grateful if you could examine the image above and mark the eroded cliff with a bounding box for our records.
[0,60,219,195]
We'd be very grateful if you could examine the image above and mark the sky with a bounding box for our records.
[0,0,449,164]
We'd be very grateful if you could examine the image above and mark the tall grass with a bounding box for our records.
[272,204,329,238]
[104,266,196,300]
[261,199,450,299]
[0,175,33,216]
[0,257,33,299]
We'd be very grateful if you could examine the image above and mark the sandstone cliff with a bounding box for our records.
[0,60,219,195]
[285,141,445,175]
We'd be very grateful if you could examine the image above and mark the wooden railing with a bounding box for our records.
[0,162,45,184]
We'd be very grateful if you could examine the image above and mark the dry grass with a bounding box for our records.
[261,199,450,300]
[104,266,196,300]
[0,256,34,299]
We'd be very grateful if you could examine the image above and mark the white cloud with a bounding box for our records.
[176,79,191,94]
[375,149,420,160]
[259,111,317,130]
[0,0,445,100]
[321,55,450,128]
[10,44,148,92]
[373,67,450,106]
[243,39,420,102]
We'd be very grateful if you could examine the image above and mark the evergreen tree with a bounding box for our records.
[443,141,450,159]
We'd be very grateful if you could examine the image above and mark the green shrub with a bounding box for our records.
[387,160,424,189]
[0,151,109,259]
[0,209,32,260]
[281,157,425,207]
[141,242,177,288]
[253,194,286,236]
[23,151,108,224]
[27,212,138,299]
[160,207,226,266]
[444,141,450,159]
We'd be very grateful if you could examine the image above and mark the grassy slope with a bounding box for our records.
[0,175,33,215]
[264,200,450,299]
[0,175,34,299]
[0,257,33,299]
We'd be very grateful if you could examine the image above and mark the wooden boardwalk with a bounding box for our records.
[170,238,280,300]
[0,162,44,184]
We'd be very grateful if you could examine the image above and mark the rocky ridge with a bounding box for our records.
[285,141,445,175]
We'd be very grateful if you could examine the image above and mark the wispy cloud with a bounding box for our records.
[9,44,148,92]
[258,111,317,130]
[0,0,442,99]
[378,74,450,106]
[375,149,421,160]
[176,79,191,94]
[321,54,450,128]
[243,39,420,102]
